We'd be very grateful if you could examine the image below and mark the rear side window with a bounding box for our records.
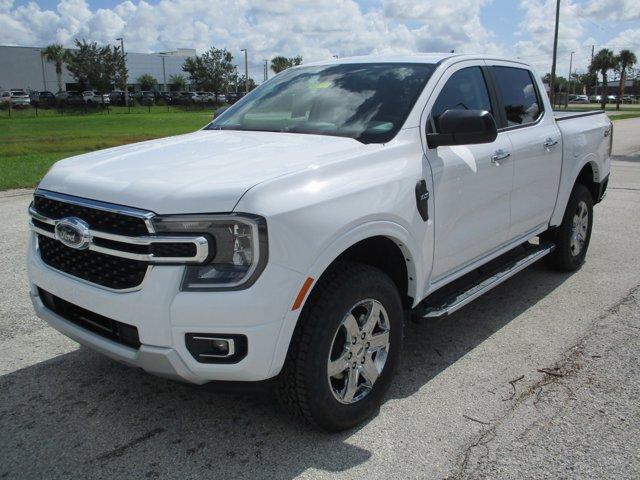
[491,66,543,127]
[431,67,493,131]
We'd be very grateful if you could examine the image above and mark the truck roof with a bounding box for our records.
[301,53,532,69]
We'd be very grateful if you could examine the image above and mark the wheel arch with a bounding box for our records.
[550,156,601,227]
[268,221,422,377]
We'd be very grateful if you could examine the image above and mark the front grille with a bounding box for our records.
[38,288,141,349]
[33,195,149,236]
[38,235,148,290]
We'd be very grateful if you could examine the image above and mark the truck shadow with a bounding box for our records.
[0,264,571,479]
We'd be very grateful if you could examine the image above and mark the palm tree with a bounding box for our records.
[270,56,290,74]
[616,49,637,110]
[41,44,69,92]
[589,49,618,110]
[270,56,302,74]
[169,74,187,91]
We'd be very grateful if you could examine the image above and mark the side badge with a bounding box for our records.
[415,180,430,222]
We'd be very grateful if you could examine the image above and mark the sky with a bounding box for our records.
[1,0,639,82]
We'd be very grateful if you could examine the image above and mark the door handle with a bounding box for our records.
[491,150,511,165]
[544,138,558,149]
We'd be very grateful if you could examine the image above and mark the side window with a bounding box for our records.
[491,66,543,127]
[431,67,493,131]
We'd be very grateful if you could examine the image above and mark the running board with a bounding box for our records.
[418,243,555,319]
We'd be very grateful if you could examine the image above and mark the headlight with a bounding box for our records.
[153,214,268,291]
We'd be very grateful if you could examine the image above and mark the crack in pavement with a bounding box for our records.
[450,283,640,480]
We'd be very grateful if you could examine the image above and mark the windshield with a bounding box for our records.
[207,62,436,144]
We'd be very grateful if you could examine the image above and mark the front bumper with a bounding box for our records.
[27,233,304,383]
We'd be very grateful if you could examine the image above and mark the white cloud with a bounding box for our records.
[513,0,589,76]
[0,0,507,80]
[583,0,640,22]
[3,0,635,81]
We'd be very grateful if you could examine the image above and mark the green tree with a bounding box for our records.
[66,39,126,94]
[616,49,637,110]
[40,44,69,92]
[589,48,618,109]
[270,55,303,74]
[238,74,257,91]
[182,47,235,94]
[169,74,187,91]
[137,74,157,91]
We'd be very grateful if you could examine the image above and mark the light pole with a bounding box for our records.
[568,51,574,99]
[240,48,249,93]
[159,53,168,92]
[116,37,129,107]
[549,0,560,107]
[40,54,47,90]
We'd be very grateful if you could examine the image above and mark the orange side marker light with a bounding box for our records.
[292,277,314,311]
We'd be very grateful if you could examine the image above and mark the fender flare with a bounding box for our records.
[550,155,601,227]
[267,220,423,377]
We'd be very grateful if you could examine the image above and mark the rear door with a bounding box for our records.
[487,63,562,238]
[422,62,514,282]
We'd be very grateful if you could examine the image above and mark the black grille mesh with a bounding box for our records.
[33,195,149,236]
[38,235,148,290]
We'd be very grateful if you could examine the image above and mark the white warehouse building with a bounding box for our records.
[0,45,196,92]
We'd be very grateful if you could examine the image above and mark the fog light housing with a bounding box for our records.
[185,333,248,364]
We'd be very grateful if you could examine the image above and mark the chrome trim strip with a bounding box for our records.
[193,337,236,358]
[34,188,157,233]
[29,204,209,264]
[30,219,208,264]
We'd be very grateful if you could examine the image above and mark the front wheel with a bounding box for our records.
[277,261,403,432]
[545,183,594,271]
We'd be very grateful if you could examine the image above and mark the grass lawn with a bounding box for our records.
[0,110,212,191]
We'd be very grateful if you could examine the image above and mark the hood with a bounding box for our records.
[38,129,369,214]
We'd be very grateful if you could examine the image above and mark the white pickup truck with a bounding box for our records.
[27,54,611,431]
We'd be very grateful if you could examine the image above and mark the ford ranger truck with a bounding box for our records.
[27,54,611,431]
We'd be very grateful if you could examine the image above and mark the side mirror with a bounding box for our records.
[427,109,498,148]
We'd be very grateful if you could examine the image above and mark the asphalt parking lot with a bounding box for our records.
[1,119,639,479]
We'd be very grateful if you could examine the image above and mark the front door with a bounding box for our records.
[423,63,514,282]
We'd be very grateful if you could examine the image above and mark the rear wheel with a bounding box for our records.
[545,183,593,271]
[277,261,403,432]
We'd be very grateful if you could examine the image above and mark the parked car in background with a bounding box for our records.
[0,91,11,105]
[29,91,57,107]
[56,90,84,106]
[135,91,155,103]
[109,90,131,105]
[178,91,200,103]
[82,91,104,104]
[9,89,31,106]
[27,54,612,431]
[157,91,173,104]
[196,92,216,102]
[217,93,227,103]
[568,94,589,104]
[226,92,243,104]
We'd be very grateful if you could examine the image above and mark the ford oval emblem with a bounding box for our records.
[54,217,91,250]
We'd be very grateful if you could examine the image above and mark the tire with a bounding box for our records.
[545,183,594,271]
[277,261,404,432]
